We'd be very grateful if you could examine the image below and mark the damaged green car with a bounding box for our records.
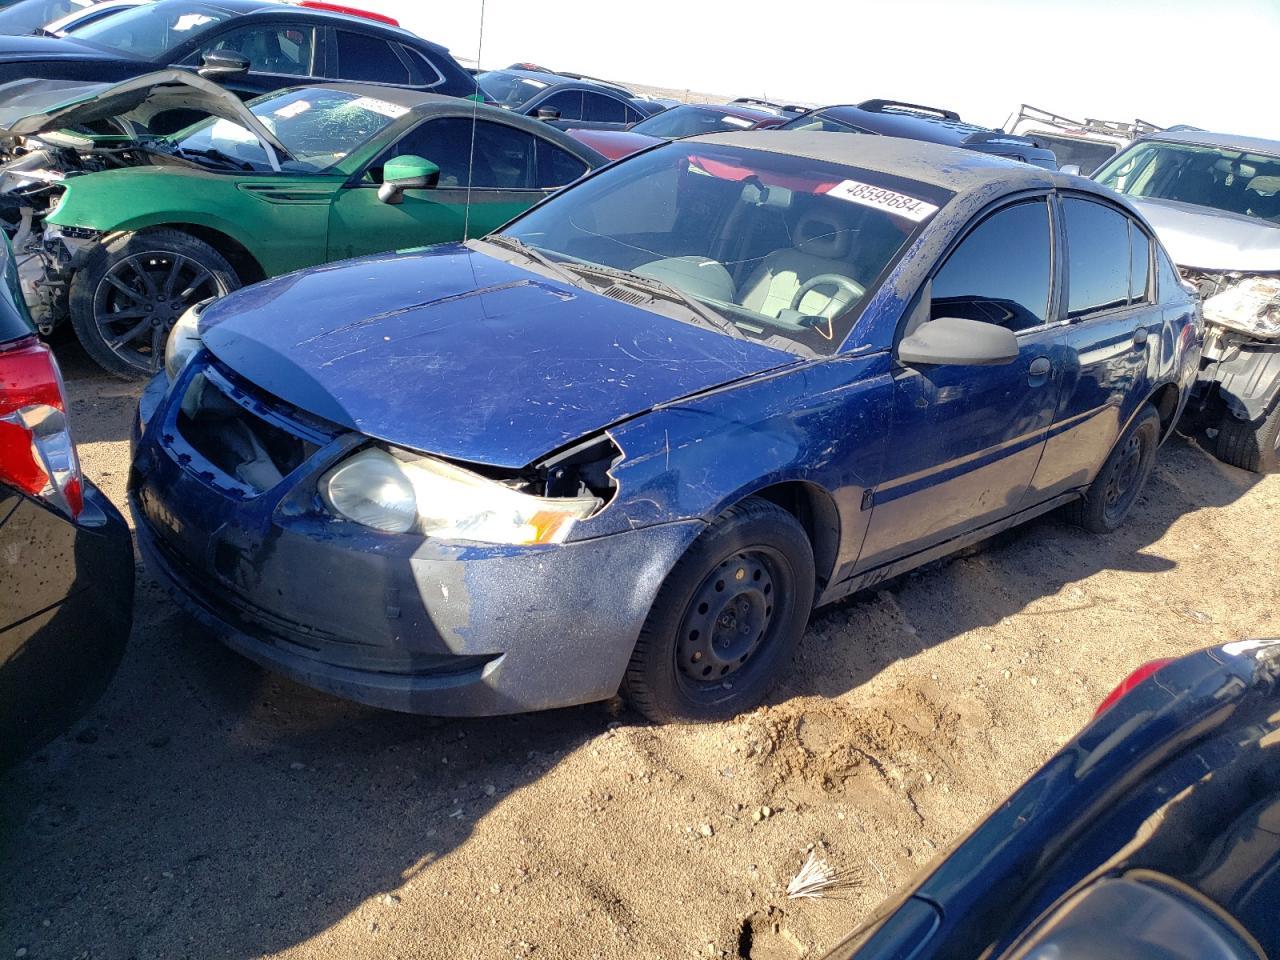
[0,71,603,377]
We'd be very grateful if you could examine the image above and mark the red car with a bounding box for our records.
[567,102,784,160]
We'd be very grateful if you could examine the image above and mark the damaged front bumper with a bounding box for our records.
[1186,272,1280,422]
[130,363,702,716]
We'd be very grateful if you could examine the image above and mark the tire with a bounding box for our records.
[1069,404,1162,534]
[621,497,815,724]
[68,229,240,380]
[1215,403,1280,474]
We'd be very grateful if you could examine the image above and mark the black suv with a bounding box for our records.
[782,99,1058,169]
[0,0,483,103]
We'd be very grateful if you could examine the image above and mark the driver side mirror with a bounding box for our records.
[535,106,561,122]
[897,315,1020,367]
[197,50,250,81]
[377,155,440,205]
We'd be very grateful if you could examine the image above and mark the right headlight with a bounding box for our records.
[1202,276,1280,339]
[164,299,211,381]
[321,447,600,544]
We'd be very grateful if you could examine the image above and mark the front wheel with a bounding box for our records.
[621,497,815,724]
[1070,404,1162,534]
[1215,403,1280,474]
[68,229,240,380]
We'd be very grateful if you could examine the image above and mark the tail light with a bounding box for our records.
[1094,658,1175,717]
[295,1,400,25]
[0,337,82,518]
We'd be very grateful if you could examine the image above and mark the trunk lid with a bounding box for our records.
[200,243,796,468]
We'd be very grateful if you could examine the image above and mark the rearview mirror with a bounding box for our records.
[535,106,561,122]
[197,50,250,81]
[1059,163,1082,176]
[377,155,440,204]
[897,315,1020,367]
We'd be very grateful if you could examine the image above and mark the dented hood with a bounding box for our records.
[201,243,795,468]
[1132,197,1280,273]
[0,69,291,160]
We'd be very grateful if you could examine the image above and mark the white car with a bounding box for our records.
[1006,104,1163,176]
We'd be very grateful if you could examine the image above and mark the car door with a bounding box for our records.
[1028,195,1162,498]
[173,21,322,99]
[857,197,1069,568]
[326,115,590,261]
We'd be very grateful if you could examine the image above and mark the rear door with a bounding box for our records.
[857,197,1068,568]
[1029,194,1161,497]
[326,115,590,261]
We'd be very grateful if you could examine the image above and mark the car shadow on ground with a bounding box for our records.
[0,408,1263,958]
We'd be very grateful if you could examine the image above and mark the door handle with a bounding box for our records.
[1133,327,1149,347]
[1028,357,1052,379]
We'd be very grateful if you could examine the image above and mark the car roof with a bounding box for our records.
[485,67,632,96]
[673,102,779,122]
[807,102,1019,146]
[147,0,446,52]
[1138,128,1280,157]
[686,130,1103,196]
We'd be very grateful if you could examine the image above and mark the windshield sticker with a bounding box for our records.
[172,13,213,30]
[720,115,753,128]
[273,100,311,120]
[349,96,410,119]
[825,179,939,223]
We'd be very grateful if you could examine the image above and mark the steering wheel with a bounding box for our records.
[790,274,864,319]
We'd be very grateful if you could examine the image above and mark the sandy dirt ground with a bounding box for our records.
[1,341,1278,960]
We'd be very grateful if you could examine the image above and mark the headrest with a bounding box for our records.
[795,210,852,259]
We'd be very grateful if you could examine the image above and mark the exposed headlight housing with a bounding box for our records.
[1202,276,1280,339]
[321,447,601,544]
[164,299,212,381]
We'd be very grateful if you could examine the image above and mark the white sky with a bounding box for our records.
[367,0,1280,141]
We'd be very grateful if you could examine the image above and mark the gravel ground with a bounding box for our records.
[1,342,1277,960]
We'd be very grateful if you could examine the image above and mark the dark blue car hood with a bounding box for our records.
[201,244,795,468]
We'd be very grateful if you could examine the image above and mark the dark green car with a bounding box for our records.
[0,71,605,376]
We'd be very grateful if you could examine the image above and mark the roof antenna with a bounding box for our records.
[462,0,486,241]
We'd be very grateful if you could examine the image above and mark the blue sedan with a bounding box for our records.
[129,133,1200,722]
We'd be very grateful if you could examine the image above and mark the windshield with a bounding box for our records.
[780,110,868,134]
[65,1,230,59]
[501,142,947,355]
[630,106,761,139]
[1096,139,1280,225]
[170,88,403,173]
[475,71,549,110]
[0,0,78,35]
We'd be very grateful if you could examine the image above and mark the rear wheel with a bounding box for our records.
[1215,403,1280,474]
[1069,404,1161,534]
[622,497,815,724]
[69,229,239,380]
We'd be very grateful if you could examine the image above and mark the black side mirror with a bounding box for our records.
[897,315,1020,367]
[535,106,561,122]
[198,50,250,81]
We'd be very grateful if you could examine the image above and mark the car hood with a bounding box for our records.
[0,33,132,61]
[0,69,291,160]
[1130,197,1280,272]
[566,127,662,160]
[200,243,796,468]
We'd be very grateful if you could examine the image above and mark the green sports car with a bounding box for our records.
[0,70,605,377]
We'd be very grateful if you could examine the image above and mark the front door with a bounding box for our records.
[326,116,578,262]
[858,197,1067,569]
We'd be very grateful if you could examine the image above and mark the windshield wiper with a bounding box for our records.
[482,235,582,286]
[167,146,254,171]
[564,262,746,340]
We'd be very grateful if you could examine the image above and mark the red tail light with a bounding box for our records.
[0,337,82,518]
[296,1,399,26]
[1094,658,1175,717]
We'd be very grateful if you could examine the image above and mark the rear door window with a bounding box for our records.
[535,140,588,187]
[930,199,1054,332]
[1063,197,1133,316]
[334,30,411,85]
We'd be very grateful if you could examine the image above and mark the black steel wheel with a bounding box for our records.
[1215,402,1280,474]
[622,497,815,723]
[1070,404,1161,534]
[69,229,240,379]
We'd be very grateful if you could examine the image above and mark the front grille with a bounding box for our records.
[175,365,321,494]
